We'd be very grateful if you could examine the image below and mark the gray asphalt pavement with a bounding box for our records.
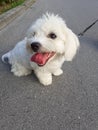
[0,0,98,130]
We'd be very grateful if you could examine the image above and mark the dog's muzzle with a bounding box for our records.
[31,42,41,52]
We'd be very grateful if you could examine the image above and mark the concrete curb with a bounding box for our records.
[0,0,35,31]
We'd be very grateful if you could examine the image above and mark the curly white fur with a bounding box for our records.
[2,13,80,86]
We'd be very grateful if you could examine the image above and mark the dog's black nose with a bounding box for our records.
[31,42,41,52]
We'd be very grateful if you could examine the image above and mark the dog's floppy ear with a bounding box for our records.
[63,27,80,61]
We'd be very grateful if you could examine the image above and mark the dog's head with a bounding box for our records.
[26,13,80,66]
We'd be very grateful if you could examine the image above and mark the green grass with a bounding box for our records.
[0,0,26,14]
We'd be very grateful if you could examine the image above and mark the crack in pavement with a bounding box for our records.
[78,19,98,37]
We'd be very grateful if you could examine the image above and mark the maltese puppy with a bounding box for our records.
[2,13,80,86]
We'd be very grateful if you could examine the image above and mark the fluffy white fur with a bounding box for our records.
[2,13,80,86]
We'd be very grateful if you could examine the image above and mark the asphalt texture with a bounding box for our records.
[0,0,98,130]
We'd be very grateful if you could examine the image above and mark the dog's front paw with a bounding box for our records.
[53,69,63,76]
[35,71,52,86]
[39,77,52,86]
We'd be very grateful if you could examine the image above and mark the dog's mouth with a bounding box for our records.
[30,52,56,66]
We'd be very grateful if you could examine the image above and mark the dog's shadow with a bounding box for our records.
[79,37,98,51]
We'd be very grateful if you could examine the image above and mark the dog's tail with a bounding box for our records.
[2,52,10,64]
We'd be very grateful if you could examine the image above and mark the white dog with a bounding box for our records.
[2,13,80,86]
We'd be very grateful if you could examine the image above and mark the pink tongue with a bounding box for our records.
[31,52,55,66]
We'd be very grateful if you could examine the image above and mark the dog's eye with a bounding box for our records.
[32,32,36,37]
[48,33,57,39]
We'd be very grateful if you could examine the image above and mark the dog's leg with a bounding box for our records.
[11,63,32,77]
[53,68,63,76]
[34,70,52,86]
